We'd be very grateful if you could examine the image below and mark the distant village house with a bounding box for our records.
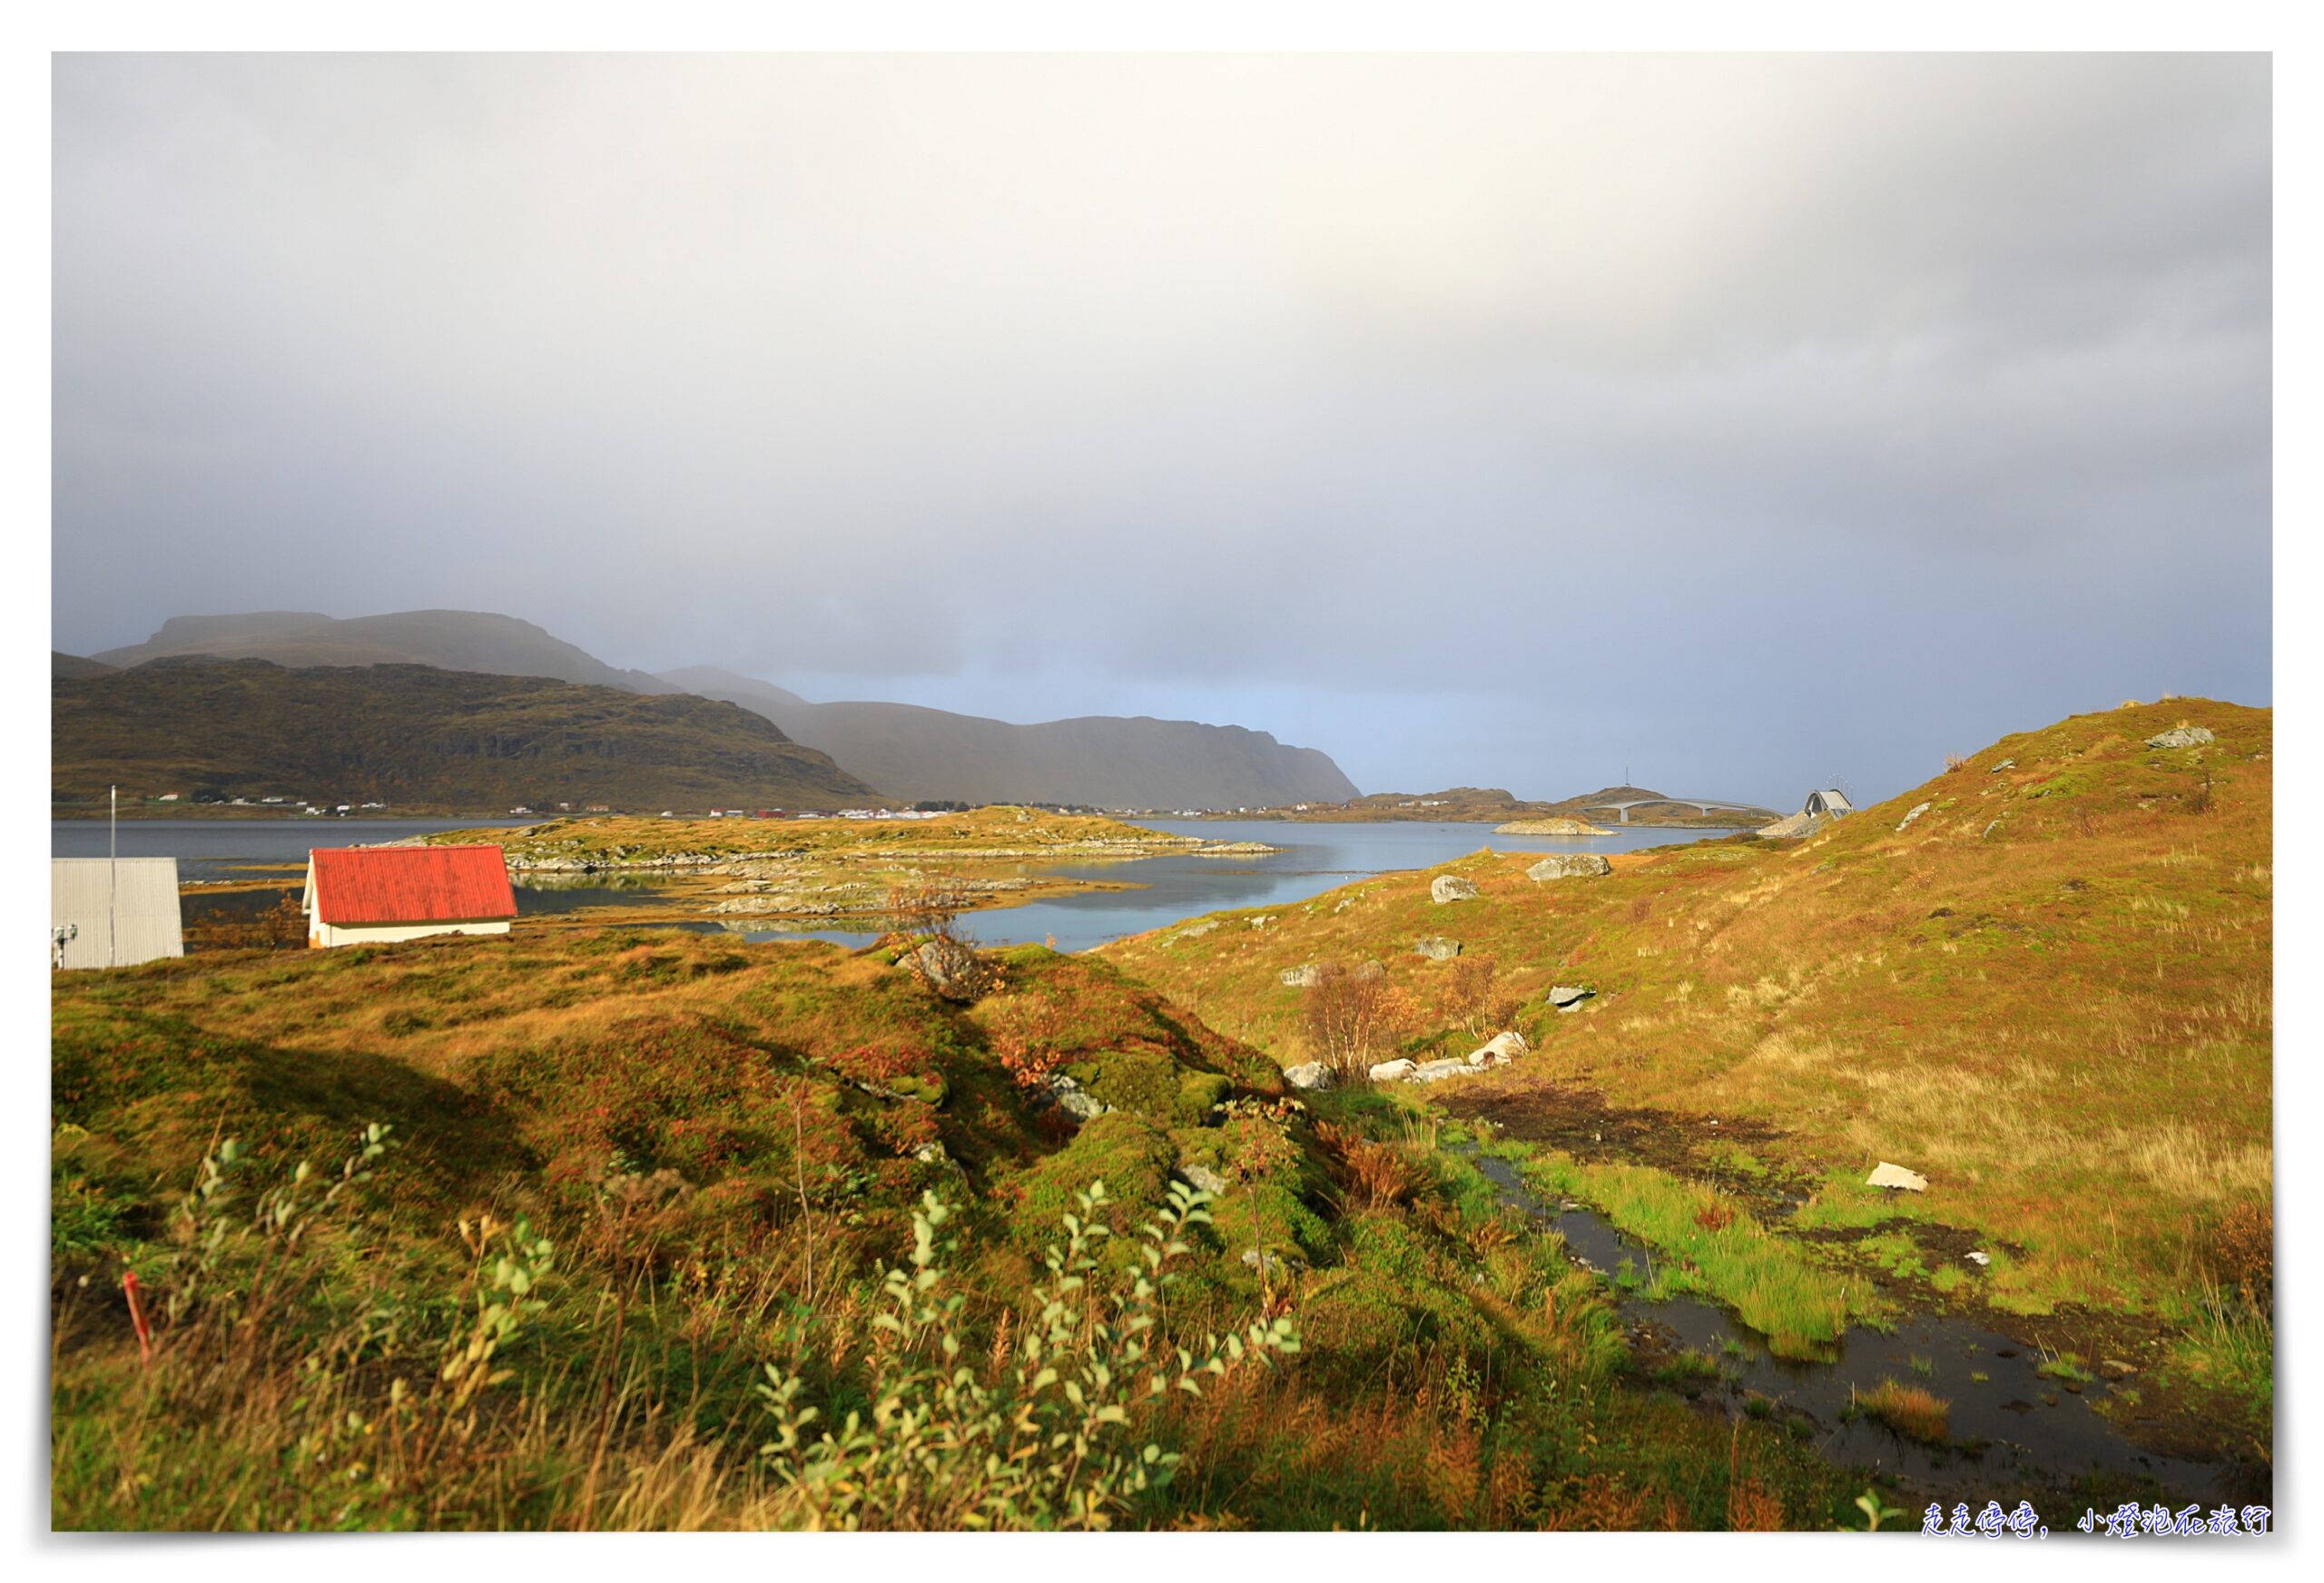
[302,844,517,949]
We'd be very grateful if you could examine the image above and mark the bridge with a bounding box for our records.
[1581,797,1770,824]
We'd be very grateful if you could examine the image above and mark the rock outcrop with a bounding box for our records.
[2146,726,2216,749]
[1430,875,1481,903]
[912,936,999,1002]
[1413,936,1462,962]
[1527,853,1612,881]
[1493,817,1615,836]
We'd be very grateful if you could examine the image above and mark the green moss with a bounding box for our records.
[1208,1181,1333,1266]
[1175,1071,1233,1126]
[1009,1112,1177,1236]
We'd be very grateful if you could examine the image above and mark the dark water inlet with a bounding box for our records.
[1468,1155,2250,1510]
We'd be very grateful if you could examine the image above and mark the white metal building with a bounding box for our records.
[52,858,185,969]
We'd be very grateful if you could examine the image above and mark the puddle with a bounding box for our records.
[1468,1154,2258,1511]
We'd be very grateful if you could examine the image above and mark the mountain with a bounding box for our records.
[659,664,1361,810]
[52,658,881,813]
[84,609,1361,809]
[91,610,683,694]
[52,651,117,681]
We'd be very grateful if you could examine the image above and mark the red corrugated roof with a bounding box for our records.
[309,845,517,926]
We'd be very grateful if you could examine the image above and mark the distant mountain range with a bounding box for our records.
[66,609,1360,811]
[92,610,682,694]
[660,665,1358,809]
[52,657,878,814]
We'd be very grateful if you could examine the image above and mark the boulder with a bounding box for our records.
[2145,726,2216,750]
[1414,936,1462,962]
[1965,1250,1992,1267]
[1866,1161,1928,1192]
[1467,1030,1528,1067]
[1280,963,1324,988]
[1895,801,1932,833]
[1527,853,1613,881]
[1352,959,1386,982]
[1282,1061,1334,1091]
[1430,875,1481,903]
[1409,1057,1484,1084]
[1548,984,1595,1012]
[1367,1057,1418,1083]
[1988,758,2016,773]
[913,936,998,1002]
[1175,920,1219,941]
[1247,914,1275,929]
[1177,1163,1229,1197]
[1044,1073,1111,1122]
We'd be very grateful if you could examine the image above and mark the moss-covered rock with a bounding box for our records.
[1009,1111,1177,1236]
[1061,1048,1182,1121]
[1175,1070,1233,1126]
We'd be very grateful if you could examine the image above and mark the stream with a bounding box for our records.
[1465,1154,2254,1515]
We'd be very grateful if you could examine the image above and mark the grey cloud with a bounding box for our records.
[53,53,2270,804]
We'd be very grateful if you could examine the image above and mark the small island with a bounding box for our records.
[1492,816,1615,836]
[404,806,1274,930]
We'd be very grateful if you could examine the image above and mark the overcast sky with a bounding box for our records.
[51,53,2271,805]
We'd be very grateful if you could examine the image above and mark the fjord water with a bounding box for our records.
[56,816,1738,949]
[758,819,1738,952]
[49,818,547,881]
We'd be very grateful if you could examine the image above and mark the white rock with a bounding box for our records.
[1965,1251,1991,1267]
[1466,1030,1529,1067]
[1367,1057,1418,1083]
[1527,853,1612,881]
[1896,801,1932,833]
[2145,726,2215,750]
[1430,875,1481,903]
[1178,1163,1229,1196]
[1280,963,1324,988]
[1046,1074,1111,1122]
[1866,1161,1928,1192]
[1283,1061,1334,1091]
[1410,1057,1484,1084]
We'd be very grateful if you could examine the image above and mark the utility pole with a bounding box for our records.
[109,784,118,968]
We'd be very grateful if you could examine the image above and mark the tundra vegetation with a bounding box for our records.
[50,700,2270,1528]
[52,929,1855,1529]
[1107,701,2272,1450]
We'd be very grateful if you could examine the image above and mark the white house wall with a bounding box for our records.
[309,919,513,949]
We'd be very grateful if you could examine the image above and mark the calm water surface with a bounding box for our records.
[53,816,1740,952]
[735,819,1738,952]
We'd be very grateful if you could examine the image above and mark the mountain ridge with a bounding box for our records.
[52,656,880,813]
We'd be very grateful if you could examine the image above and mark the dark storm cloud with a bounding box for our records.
[52,53,2270,802]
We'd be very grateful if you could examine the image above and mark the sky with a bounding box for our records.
[50,52,2272,808]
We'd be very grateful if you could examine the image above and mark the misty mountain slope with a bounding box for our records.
[93,610,682,694]
[661,665,1361,809]
[53,658,880,812]
[52,651,118,681]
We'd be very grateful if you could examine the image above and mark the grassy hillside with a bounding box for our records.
[52,658,881,814]
[1104,701,2271,1442]
[51,928,1861,1530]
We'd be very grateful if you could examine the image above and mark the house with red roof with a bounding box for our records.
[301,844,518,949]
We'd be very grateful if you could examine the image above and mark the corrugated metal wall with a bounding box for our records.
[52,858,185,969]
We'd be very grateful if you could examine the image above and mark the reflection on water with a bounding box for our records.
[1469,1155,2245,1509]
[52,817,545,882]
[64,816,1746,956]
[743,819,1741,953]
